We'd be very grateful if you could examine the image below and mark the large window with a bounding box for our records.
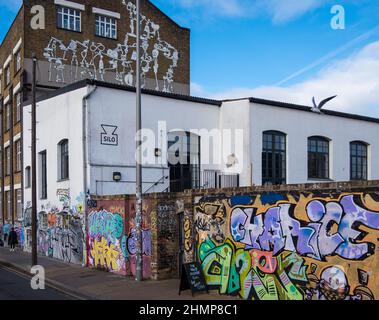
[262,131,286,185]
[168,132,200,192]
[308,136,330,179]
[57,6,81,32]
[350,141,368,180]
[39,151,47,199]
[96,15,117,39]
[58,139,69,180]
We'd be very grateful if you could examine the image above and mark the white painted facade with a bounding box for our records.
[23,82,379,214]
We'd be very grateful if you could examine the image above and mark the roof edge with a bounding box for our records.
[249,97,379,124]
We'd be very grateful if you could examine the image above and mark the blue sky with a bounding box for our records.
[1,0,379,116]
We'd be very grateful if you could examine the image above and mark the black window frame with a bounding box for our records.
[262,130,287,185]
[350,141,368,181]
[39,150,47,199]
[308,136,330,180]
[58,139,69,181]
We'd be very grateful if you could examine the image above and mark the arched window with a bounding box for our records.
[262,131,286,185]
[350,141,368,180]
[308,136,330,179]
[58,139,69,180]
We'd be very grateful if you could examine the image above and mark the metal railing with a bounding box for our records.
[201,170,240,189]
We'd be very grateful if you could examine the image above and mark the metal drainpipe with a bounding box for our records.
[82,85,97,268]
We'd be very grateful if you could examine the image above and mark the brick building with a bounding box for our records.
[0,0,190,228]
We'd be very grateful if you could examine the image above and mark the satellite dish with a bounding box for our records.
[311,95,337,114]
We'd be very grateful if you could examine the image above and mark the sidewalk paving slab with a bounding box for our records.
[0,248,236,301]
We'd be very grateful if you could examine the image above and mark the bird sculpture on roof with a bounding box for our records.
[312,95,337,114]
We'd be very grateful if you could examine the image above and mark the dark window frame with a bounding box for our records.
[39,150,47,199]
[262,130,287,185]
[25,166,31,189]
[58,139,69,181]
[350,141,368,181]
[308,136,330,180]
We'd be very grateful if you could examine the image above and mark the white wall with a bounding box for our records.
[87,87,222,195]
[23,87,87,212]
[250,102,379,185]
[220,100,251,186]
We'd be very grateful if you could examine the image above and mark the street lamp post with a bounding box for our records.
[135,0,143,282]
[31,54,38,267]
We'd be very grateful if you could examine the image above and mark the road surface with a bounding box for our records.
[0,265,73,300]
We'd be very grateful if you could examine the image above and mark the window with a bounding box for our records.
[5,66,11,86]
[39,151,47,199]
[25,166,31,188]
[96,15,117,39]
[168,132,200,192]
[6,191,11,220]
[58,139,69,180]
[15,140,21,172]
[308,136,330,179]
[15,50,22,73]
[16,189,22,220]
[350,141,368,180]
[262,131,287,185]
[5,147,10,176]
[15,92,22,123]
[57,6,81,32]
[5,102,11,131]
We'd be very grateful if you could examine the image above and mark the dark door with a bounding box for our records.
[168,132,200,192]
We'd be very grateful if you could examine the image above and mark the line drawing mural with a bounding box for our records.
[193,192,379,300]
[43,1,179,92]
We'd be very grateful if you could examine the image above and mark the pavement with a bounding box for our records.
[0,247,234,300]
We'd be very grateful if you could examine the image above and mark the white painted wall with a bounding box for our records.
[23,87,88,212]
[87,87,221,195]
[220,100,251,186]
[23,85,379,203]
[250,102,379,185]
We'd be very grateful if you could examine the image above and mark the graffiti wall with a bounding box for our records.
[87,198,152,279]
[37,191,85,264]
[192,191,379,300]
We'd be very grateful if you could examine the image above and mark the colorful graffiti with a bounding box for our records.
[88,210,125,272]
[33,191,86,264]
[194,192,379,300]
[38,211,84,264]
[87,206,152,278]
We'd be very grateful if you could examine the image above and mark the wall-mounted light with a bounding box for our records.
[155,148,162,157]
[113,172,122,182]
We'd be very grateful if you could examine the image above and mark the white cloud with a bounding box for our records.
[193,40,379,117]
